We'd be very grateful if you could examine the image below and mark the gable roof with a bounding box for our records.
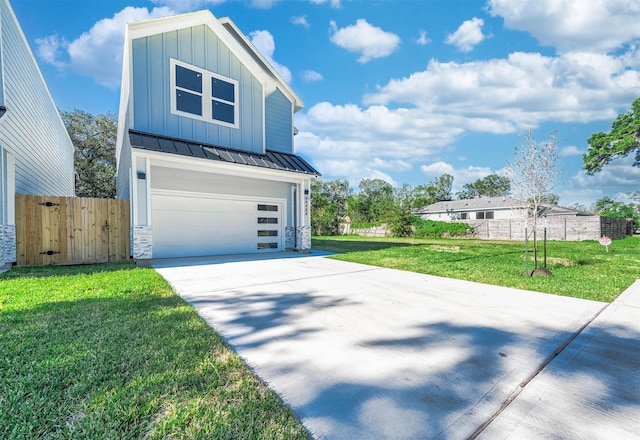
[415,196,525,214]
[415,196,586,217]
[129,130,320,176]
[125,10,302,111]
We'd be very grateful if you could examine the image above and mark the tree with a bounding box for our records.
[61,109,118,198]
[310,179,352,235]
[411,173,454,209]
[457,174,511,199]
[348,179,395,223]
[387,184,415,237]
[505,129,561,273]
[593,196,639,227]
[584,97,640,174]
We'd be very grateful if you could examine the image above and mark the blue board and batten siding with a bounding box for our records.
[0,0,74,197]
[265,88,293,153]
[132,25,266,153]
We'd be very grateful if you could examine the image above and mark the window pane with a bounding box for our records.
[460,213,468,220]
[476,212,485,219]
[258,204,278,212]
[258,230,278,237]
[176,90,202,116]
[212,78,235,102]
[257,242,278,249]
[258,217,278,224]
[212,101,235,124]
[486,211,494,219]
[176,65,202,93]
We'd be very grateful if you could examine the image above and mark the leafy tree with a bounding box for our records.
[411,173,454,209]
[506,129,561,271]
[348,179,395,223]
[61,109,117,198]
[310,179,352,235]
[593,197,639,226]
[387,184,415,237]
[584,97,640,174]
[457,174,511,199]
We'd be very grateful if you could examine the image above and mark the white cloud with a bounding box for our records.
[445,17,485,52]
[309,0,342,8]
[35,34,66,68]
[291,15,310,28]
[250,0,282,9]
[364,51,640,130]
[558,156,640,205]
[420,161,500,192]
[151,0,224,12]
[249,30,293,83]
[417,30,430,46]
[371,158,413,172]
[36,6,174,88]
[487,0,640,53]
[329,19,400,63]
[302,70,324,83]
[561,146,584,156]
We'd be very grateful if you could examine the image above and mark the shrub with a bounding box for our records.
[411,217,474,238]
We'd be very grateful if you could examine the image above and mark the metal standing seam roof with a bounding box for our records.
[129,130,320,176]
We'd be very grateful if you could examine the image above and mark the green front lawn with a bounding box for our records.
[313,235,640,303]
[0,263,309,440]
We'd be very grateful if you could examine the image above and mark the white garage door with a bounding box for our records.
[151,192,284,258]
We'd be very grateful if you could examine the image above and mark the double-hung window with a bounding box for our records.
[170,58,239,129]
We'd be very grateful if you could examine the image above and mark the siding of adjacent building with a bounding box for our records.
[0,0,74,197]
[265,88,293,153]
[131,25,265,153]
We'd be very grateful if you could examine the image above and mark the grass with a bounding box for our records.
[313,235,640,303]
[0,262,310,440]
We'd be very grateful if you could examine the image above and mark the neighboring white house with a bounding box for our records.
[116,10,320,260]
[415,196,582,222]
[0,0,75,267]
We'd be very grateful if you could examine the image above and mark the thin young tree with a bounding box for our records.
[505,129,561,274]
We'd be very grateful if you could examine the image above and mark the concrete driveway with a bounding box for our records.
[152,252,640,439]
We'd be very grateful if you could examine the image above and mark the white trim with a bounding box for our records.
[170,58,239,129]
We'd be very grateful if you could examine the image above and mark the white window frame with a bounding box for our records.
[170,58,239,129]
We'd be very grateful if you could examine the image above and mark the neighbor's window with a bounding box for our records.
[460,213,468,220]
[485,211,494,219]
[171,58,239,128]
[476,212,485,220]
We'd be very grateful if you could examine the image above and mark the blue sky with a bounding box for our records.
[11,0,640,207]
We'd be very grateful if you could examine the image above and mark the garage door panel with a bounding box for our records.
[151,193,283,258]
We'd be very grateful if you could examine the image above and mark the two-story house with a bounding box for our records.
[116,10,319,260]
[0,0,75,267]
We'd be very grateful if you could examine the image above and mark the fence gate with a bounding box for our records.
[15,195,130,266]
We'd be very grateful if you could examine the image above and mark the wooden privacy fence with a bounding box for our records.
[16,195,130,266]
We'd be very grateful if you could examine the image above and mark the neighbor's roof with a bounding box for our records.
[415,196,525,214]
[415,196,586,216]
[129,130,320,176]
